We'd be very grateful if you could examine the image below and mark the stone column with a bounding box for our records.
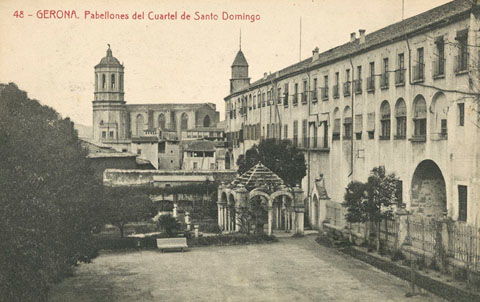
[234,185,248,233]
[172,193,178,218]
[268,206,273,236]
[292,185,305,235]
[185,212,191,231]
[194,224,199,238]
[395,207,410,249]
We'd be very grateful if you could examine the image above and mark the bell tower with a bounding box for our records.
[92,45,128,143]
[230,33,250,93]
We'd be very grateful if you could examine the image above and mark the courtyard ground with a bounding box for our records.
[49,235,446,302]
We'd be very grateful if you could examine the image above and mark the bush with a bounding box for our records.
[157,215,181,237]
[188,233,277,247]
[391,249,406,262]
[201,223,222,234]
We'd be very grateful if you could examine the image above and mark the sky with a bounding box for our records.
[0,0,452,127]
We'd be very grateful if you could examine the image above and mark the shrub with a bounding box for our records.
[157,215,181,237]
[201,223,222,234]
[391,249,406,262]
[188,233,277,247]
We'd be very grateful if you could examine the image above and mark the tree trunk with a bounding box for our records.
[376,220,381,252]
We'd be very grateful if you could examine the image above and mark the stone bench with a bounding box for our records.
[156,237,188,253]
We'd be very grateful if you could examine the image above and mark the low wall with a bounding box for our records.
[104,169,237,186]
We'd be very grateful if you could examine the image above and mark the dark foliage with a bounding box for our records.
[157,214,181,237]
[236,139,306,186]
[188,233,277,247]
[0,83,105,301]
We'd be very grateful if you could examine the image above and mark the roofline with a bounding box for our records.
[224,2,475,101]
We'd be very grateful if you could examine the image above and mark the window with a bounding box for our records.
[262,92,266,107]
[293,121,298,146]
[111,74,115,89]
[355,114,363,140]
[284,124,288,139]
[367,62,375,92]
[122,148,127,152]
[313,123,318,148]
[333,72,339,98]
[458,185,467,222]
[413,96,427,139]
[355,66,362,94]
[102,131,106,138]
[193,162,198,170]
[102,74,106,89]
[109,131,114,138]
[136,114,144,136]
[302,119,308,147]
[210,163,215,170]
[381,58,389,88]
[181,113,188,130]
[441,119,447,136]
[313,78,318,100]
[333,109,340,140]
[158,114,166,129]
[434,37,445,77]
[277,87,282,104]
[396,53,405,85]
[458,103,465,126]
[343,69,351,96]
[455,30,468,73]
[302,80,308,104]
[367,112,375,139]
[158,142,166,153]
[343,107,352,139]
[413,47,424,81]
[322,75,329,100]
[293,83,298,105]
[395,99,407,139]
[380,101,391,139]
[283,83,289,106]
[137,148,142,155]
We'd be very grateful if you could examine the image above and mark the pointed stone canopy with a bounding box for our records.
[230,162,284,192]
[95,45,123,68]
[231,50,249,67]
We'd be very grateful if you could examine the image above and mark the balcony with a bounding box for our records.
[333,85,339,98]
[321,87,329,100]
[292,137,330,151]
[366,76,375,92]
[353,79,362,94]
[395,69,406,86]
[433,57,446,78]
[412,64,424,82]
[380,73,389,89]
[343,81,351,97]
[454,53,469,74]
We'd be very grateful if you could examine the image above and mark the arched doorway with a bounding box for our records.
[203,115,211,127]
[411,160,446,217]
[271,193,294,233]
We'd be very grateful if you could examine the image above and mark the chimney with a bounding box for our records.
[350,32,356,42]
[359,29,366,44]
[263,72,268,80]
[312,47,320,61]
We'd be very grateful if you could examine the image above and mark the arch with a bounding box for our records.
[268,191,294,207]
[102,74,106,89]
[380,100,391,139]
[249,190,271,204]
[395,98,407,138]
[136,114,144,137]
[228,193,235,205]
[180,113,189,130]
[158,113,166,130]
[413,95,427,137]
[203,115,211,127]
[221,192,228,203]
[411,159,446,217]
[430,92,448,138]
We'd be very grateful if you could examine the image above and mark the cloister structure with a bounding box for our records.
[217,163,305,235]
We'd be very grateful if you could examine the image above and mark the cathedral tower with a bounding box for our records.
[92,45,128,142]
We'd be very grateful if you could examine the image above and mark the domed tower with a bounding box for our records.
[230,46,250,93]
[92,45,128,143]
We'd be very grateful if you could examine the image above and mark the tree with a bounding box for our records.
[104,187,157,238]
[236,139,307,186]
[156,214,181,237]
[343,166,399,252]
[0,83,105,301]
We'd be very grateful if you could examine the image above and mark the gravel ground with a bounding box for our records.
[49,235,446,302]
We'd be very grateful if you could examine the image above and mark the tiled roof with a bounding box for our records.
[232,50,249,67]
[181,140,215,151]
[229,0,473,96]
[230,162,284,192]
[132,136,159,143]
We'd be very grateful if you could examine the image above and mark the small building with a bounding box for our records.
[181,140,217,170]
